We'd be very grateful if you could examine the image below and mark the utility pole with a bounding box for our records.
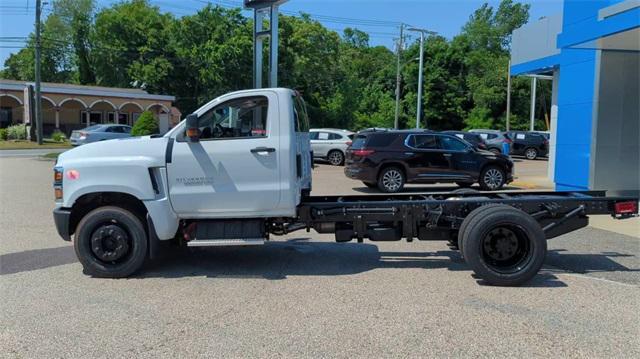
[34,0,43,144]
[530,76,537,131]
[393,23,404,130]
[407,27,436,129]
[506,60,511,131]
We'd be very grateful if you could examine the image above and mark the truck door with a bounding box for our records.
[166,93,281,217]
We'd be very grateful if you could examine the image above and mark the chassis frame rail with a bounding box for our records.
[296,191,638,242]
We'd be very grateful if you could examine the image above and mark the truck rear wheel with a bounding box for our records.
[460,205,546,286]
[74,206,148,278]
[457,204,505,256]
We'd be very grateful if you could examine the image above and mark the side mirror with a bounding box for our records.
[185,113,200,142]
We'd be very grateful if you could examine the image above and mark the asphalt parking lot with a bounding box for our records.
[1,155,639,357]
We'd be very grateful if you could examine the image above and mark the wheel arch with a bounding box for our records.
[377,161,408,180]
[327,148,344,156]
[68,191,148,239]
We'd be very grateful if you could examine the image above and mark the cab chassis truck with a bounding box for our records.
[52,88,639,286]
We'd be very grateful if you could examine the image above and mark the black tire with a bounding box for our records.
[524,147,538,160]
[457,204,509,257]
[74,206,148,278]
[363,181,377,188]
[377,166,405,193]
[455,182,474,188]
[479,165,506,191]
[460,205,546,286]
[327,150,345,166]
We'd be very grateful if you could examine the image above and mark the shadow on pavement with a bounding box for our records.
[0,245,76,275]
[1,241,636,288]
[138,239,563,287]
[546,249,639,274]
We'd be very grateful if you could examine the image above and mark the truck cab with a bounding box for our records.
[53,88,312,277]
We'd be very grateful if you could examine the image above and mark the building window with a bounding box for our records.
[107,112,116,123]
[81,111,103,125]
[118,112,129,125]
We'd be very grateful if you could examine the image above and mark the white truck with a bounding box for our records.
[53,88,638,286]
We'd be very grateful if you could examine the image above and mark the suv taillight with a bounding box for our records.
[352,149,375,156]
[346,141,352,146]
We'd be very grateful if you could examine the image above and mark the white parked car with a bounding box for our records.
[309,128,354,166]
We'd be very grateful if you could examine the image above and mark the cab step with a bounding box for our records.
[187,238,265,247]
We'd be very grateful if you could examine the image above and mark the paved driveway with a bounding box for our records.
[1,158,638,357]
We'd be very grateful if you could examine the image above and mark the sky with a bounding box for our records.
[0,0,564,67]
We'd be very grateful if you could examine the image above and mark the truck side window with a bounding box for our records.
[293,94,310,132]
[196,96,268,140]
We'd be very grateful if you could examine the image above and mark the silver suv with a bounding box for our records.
[310,128,354,166]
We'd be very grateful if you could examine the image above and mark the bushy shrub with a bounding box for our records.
[0,128,7,141]
[51,130,66,142]
[130,111,158,136]
[6,124,27,140]
[463,107,494,131]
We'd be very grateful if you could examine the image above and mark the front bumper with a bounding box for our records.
[53,207,72,241]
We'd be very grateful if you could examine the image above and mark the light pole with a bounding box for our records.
[407,27,436,129]
[244,0,288,88]
[393,24,404,130]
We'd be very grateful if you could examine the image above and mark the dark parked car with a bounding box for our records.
[469,129,512,154]
[507,131,549,160]
[345,130,514,192]
[441,130,488,150]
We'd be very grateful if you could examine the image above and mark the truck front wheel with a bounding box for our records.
[74,206,148,278]
[460,205,546,286]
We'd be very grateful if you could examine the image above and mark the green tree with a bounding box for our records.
[169,5,252,114]
[91,0,174,90]
[130,111,158,136]
[1,0,96,84]
[52,0,96,84]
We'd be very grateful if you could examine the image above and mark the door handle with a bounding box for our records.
[443,153,452,157]
[251,147,276,153]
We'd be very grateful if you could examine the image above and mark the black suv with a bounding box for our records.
[345,130,514,192]
[507,131,549,160]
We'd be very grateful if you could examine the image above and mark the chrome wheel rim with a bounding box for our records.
[328,151,343,165]
[525,148,537,159]
[483,169,503,190]
[382,170,403,191]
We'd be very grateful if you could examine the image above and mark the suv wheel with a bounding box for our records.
[479,166,506,191]
[378,167,405,193]
[524,147,538,160]
[327,150,344,166]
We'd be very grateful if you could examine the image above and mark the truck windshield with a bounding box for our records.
[293,94,310,132]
